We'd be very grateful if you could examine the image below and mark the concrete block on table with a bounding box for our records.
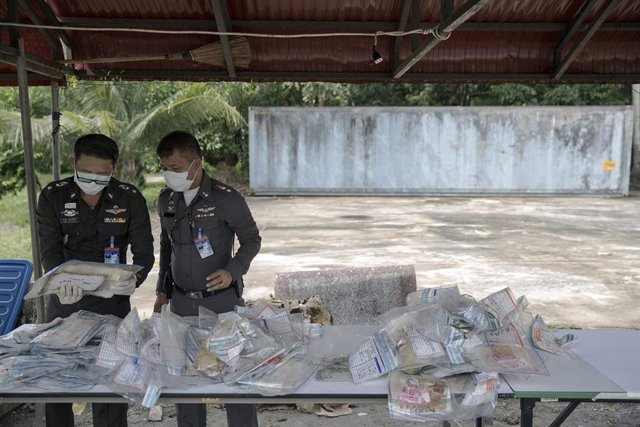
[273,265,416,325]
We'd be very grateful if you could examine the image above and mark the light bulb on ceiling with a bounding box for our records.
[372,33,383,64]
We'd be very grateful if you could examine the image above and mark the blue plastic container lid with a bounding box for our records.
[0,259,34,335]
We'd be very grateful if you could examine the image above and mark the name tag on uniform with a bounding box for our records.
[194,227,214,258]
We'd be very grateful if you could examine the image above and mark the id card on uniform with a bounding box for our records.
[105,236,120,264]
[194,235,214,258]
[104,247,120,264]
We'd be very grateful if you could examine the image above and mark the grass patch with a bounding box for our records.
[0,187,32,227]
[141,177,165,210]
[0,225,33,261]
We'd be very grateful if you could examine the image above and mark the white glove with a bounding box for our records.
[111,276,136,296]
[56,283,84,304]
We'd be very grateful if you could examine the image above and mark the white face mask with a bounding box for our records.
[74,170,111,195]
[163,160,196,192]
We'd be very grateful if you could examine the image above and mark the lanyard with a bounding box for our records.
[167,192,201,245]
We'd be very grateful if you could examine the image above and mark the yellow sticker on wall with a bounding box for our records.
[603,161,616,171]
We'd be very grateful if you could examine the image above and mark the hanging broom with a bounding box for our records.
[59,36,250,68]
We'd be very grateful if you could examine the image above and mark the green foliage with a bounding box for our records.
[0,185,31,225]
[0,87,50,116]
[0,81,245,188]
[540,84,630,106]
[0,187,34,261]
[0,226,33,261]
[0,149,27,199]
[140,178,166,210]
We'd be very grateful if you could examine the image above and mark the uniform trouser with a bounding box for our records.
[45,402,128,427]
[171,286,257,426]
[176,403,258,427]
[44,294,132,427]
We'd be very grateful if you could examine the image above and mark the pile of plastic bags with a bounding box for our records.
[349,286,575,423]
[0,299,324,408]
[0,285,575,423]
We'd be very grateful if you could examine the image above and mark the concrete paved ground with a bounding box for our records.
[132,194,640,329]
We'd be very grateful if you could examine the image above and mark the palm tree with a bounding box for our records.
[0,81,245,187]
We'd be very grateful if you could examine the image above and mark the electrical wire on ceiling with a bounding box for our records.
[0,21,450,40]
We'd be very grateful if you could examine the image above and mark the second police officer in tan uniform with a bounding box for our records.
[153,131,261,427]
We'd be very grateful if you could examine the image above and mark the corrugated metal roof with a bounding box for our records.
[1,0,639,85]
[48,0,213,19]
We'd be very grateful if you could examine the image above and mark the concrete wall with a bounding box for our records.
[249,106,633,196]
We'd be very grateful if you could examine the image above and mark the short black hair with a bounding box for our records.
[74,134,119,164]
[156,131,202,160]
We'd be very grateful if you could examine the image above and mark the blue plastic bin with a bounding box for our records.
[0,260,33,335]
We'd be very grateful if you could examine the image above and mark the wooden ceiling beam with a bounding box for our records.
[553,0,617,80]
[393,0,413,69]
[209,0,236,78]
[393,0,490,79]
[51,17,640,32]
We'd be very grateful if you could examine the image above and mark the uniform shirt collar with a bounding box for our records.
[195,173,215,203]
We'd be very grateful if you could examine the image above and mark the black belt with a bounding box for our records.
[173,283,232,299]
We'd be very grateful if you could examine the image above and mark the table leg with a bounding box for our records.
[520,398,536,427]
[549,401,580,427]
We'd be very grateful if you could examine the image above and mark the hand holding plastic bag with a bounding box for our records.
[111,276,136,295]
[24,260,143,301]
[56,283,84,304]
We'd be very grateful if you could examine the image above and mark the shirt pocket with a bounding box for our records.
[99,222,129,247]
[60,221,82,247]
[195,216,221,242]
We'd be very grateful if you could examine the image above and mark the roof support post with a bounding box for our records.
[394,0,413,69]
[16,34,44,322]
[553,0,617,80]
[210,0,236,77]
[410,0,421,51]
[393,0,489,79]
[51,81,61,181]
[8,0,19,46]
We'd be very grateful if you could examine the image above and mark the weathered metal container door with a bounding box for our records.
[249,106,632,196]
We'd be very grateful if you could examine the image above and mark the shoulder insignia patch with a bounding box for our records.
[117,183,139,195]
[46,180,71,192]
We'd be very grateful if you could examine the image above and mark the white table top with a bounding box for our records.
[558,329,640,399]
[501,329,638,400]
[5,326,637,403]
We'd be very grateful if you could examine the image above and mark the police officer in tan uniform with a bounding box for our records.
[154,131,261,427]
[36,133,154,427]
